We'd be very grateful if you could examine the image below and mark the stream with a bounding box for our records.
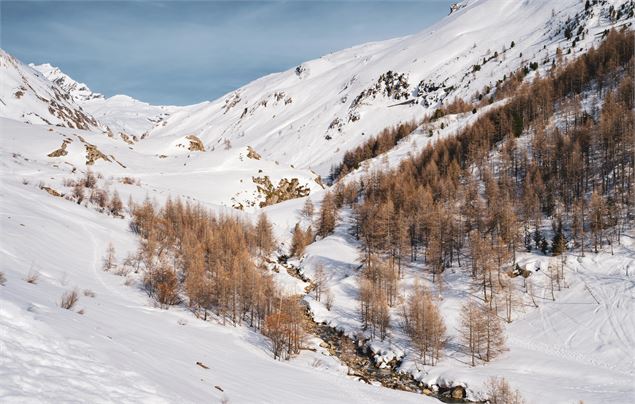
[277,256,477,403]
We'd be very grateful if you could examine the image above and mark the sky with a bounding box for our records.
[1,0,452,105]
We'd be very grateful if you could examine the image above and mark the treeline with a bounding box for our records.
[126,198,304,360]
[330,29,632,365]
[330,120,420,181]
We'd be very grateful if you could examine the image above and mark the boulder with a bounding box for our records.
[451,385,466,400]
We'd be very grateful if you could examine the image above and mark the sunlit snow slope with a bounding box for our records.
[146,0,633,175]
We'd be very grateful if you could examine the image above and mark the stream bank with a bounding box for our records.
[277,256,478,403]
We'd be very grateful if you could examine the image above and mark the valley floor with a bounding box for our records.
[0,175,438,404]
[1,116,634,403]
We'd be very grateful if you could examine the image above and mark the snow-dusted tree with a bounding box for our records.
[290,223,311,257]
[485,377,526,404]
[255,212,275,258]
[263,296,304,360]
[72,182,85,204]
[90,188,109,210]
[184,239,211,319]
[313,264,327,302]
[144,259,180,309]
[102,242,116,272]
[546,259,560,300]
[500,276,522,323]
[572,198,585,256]
[459,301,481,366]
[84,169,97,188]
[459,300,506,365]
[525,275,539,308]
[301,197,314,222]
[589,191,605,253]
[325,289,334,311]
[404,280,446,365]
[109,190,123,217]
[317,191,337,238]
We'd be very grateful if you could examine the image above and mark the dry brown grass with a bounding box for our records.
[25,270,39,284]
[59,289,79,310]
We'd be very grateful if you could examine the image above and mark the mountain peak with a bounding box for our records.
[29,62,104,102]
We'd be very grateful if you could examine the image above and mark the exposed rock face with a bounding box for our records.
[84,143,111,165]
[223,92,241,114]
[449,2,466,15]
[246,146,261,160]
[120,133,134,145]
[252,176,311,207]
[2,50,102,130]
[47,138,72,157]
[351,70,410,109]
[186,135,205,152]
[40,186,62,197]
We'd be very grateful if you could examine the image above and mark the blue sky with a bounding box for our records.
[1,1,451,105]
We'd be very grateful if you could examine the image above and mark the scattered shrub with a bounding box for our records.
[485,377,526,404]
[25,270,39,284]
[59,289,79,310]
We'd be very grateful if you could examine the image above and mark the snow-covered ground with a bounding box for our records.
[0,118,323,211]
[0,122,438,404]
[1,0,634,402]
[286,206,634,403]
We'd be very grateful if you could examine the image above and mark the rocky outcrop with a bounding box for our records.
[252,176,311,207]
[451,385,466,400]
[120,133,135,145]
[40,185,62,197]
[186,135,205,152]
[247,146,261,160]
[351,71,410,109]
[84,144,111,165]
[47,138,72,157]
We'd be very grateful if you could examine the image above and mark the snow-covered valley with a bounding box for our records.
[1,0,634,403]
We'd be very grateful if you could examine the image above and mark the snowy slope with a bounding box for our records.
[1,0,633,403]
[147,0,633,175]
[0,149,436,404]
[27,62,104,102]
[30,63,181,137]
[0,51,101,130]
[81,95,179,138]
[0,118,323,210]
[262,196,635,404]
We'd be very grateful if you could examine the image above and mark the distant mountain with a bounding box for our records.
[2,0,632,173]
[0,50,101,130]
[30,64,180,138]
[28,62,104,102]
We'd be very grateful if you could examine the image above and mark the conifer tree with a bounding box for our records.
[255,212,276,258]
[317,191,337,238]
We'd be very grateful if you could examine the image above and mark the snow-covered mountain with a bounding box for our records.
[144,0,634,175]
[1,0,634,403]
[4,0,631,175]
[30,64,181,138]
[27,62,104,102]
[0,50,101,130]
